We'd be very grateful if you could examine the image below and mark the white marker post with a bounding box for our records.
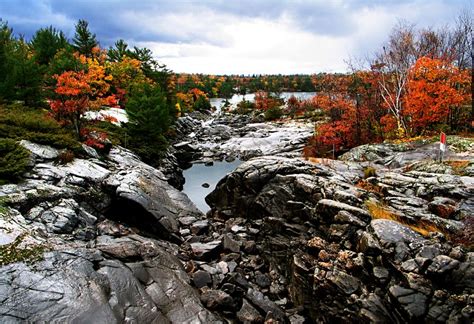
[439,132,447,162]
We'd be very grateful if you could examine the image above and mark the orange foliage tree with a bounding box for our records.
[286,95,301,117]
[254,91,282,111]
[176,88,209,113]
[311,94,357,153]
[108,56,152,107]
[404,56,471,134]
[49,50,116,139]
[304,70,386,158]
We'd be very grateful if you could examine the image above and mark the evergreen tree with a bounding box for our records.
[108,39,130,62]
[0,19,13,96]
[125,84,171,163]
[31,26,68,65]
[72,19,98,57]
[3,38,43,105]
[193,95,211,111]
[301,76,315,92]
[219,79,234,98]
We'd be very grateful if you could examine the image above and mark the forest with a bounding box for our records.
[173,14,472,158]
[0,12,472,183]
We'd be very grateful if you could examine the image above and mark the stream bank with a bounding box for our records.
[173,111,314,212]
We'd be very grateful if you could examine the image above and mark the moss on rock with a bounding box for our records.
[0,233,46,266]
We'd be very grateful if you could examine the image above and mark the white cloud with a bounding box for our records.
[2,0,469,74]
[140,14,351,74]
[135,0,468,74]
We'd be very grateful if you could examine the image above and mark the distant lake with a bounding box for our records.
[210,91,316,113]
[182,159,242,213]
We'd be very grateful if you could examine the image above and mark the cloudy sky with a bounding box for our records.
[0,0,471,74]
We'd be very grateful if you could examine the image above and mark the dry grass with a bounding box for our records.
[366,200,399,221]
[389,135,432,145]
[408,221,448,237]
[363,166,377,178]
[356,180,384,196]
[56,150,75,165]
[444,160,470,175]
[365,200,446,237]
[306,157,333,166]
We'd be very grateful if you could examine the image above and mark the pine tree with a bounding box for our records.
[5,39,43,105]
[72,19,98,57]
[0,20,13,92]
[125,84,171,163]
[31,26,68,65]
[108,39,130,62]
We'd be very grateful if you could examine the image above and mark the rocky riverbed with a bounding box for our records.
[172,113,313,164]
[0,112,473,323]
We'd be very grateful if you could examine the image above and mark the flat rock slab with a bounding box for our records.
[0,247,220,323]
[317,199,370,221]
[371,219,425,245]
[190,241,222,260]
[61,159,111,181]
[20,140,59,160]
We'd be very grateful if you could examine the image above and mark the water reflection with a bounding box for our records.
[182,159,242,212]
[210,92,316,113]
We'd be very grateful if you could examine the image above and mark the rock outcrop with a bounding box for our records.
[0,142,217,323]
[1,125,473,323]
[203,155,473,322]
[173,113,314,166]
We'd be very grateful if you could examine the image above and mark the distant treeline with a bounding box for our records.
[173,73,316,98]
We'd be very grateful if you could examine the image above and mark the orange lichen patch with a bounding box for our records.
[318,250,331,262]
[318,262,333,269]
[365,200,446,237]
[356,180,384,196]
[307,236,327,250]
[337,251,351,263]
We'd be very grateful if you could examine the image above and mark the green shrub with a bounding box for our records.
[0,197,9,215]
[363,166,377,178]
[93,121,128,146]
[24,132,81,151]
[0,234,45,266]
[0,138,30,184]
[56,150,75,165]
[235,99,255,115]
[264,106,283,121]
[193,95,211,112]
[0,104,81,152]
[127,135,168,163]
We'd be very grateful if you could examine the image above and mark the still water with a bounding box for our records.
[182,159,242,212]
[210,92,317,113]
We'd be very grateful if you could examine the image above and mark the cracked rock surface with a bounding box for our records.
[1,116,473,323]
[0,143,217,323]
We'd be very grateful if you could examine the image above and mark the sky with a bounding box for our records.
[0,0,471,74]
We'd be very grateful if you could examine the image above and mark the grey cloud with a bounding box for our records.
[0,0,470,73]
[0,0,366,44]
[1,0,203,45]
